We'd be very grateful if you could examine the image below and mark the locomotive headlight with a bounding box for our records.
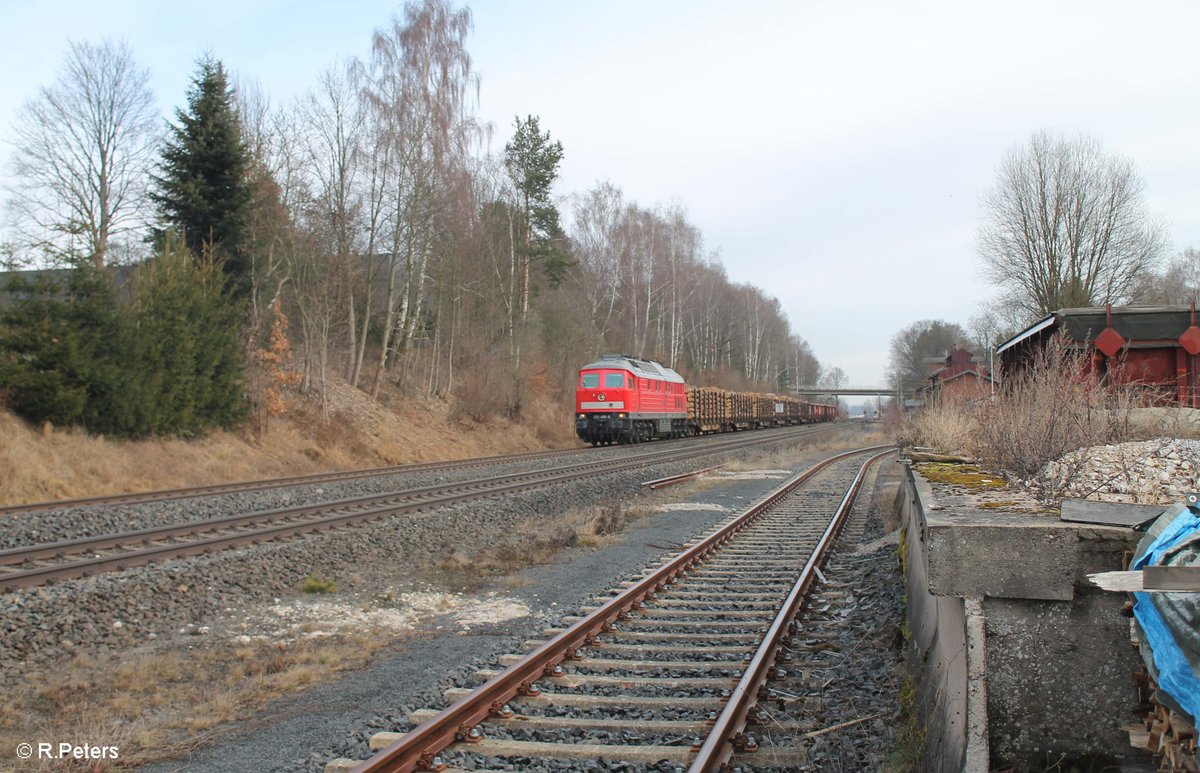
[618,412,626,418]
[577,413,585,420]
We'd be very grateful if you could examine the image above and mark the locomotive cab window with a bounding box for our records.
[604,373,625,388]
[581,374,600,388]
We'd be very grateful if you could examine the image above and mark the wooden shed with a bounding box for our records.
[996,305,1200,407]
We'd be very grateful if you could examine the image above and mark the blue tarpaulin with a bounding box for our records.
[1132,503,1200,725]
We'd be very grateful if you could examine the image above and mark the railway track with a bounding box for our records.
[0,425,833,592]
[326,444,894,773]
[0,447,583,517]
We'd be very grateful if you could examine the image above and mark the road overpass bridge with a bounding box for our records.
[792,385,895,397]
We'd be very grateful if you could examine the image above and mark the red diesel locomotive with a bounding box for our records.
[574,355,688,445]
[575,354,835,445]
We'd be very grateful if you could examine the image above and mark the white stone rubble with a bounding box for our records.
[1028,438,1200,505]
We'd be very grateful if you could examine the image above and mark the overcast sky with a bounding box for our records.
[3,0,1199,387]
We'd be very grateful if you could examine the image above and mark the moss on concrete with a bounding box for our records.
[915,462,1006,489]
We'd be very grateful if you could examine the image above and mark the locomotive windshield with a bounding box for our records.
[604,373,625,388]
[581,373,600,388]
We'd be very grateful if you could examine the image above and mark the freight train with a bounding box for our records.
[574,354,836,446]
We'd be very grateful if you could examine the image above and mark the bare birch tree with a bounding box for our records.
[236,79,301,330]
[5,39,158,266]
[364,0,478,399]
[663,205,700,366]
[1137,248,1200,306]
[569,181,627,344]
[297,59,371,385]
[978,131,1167,318]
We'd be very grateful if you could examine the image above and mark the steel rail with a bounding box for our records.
[0,426,832,591]
[639,465,725,490]
[1,428,818,566]
[688,446,896,772]
[0,448,580,517]
[351,443,894,773]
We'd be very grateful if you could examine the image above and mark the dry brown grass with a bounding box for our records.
[969,337,1139,481]
[896,401,978,457]
[0,633,392,771]
[0,375,574,506]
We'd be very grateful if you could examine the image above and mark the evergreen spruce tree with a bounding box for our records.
[131,236,245,436]
[0,241,244,437]
[153,57,254,298]
[0,273,87,426]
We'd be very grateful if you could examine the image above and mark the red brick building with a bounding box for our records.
[920,345,993,405]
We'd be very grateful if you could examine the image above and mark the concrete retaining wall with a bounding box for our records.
[900,463,1146,771]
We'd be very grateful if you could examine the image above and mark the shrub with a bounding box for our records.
[0,263,128,431]
[131,238,246,436]
[301,573,336,594]
[895,334,1144,500]
[897,400,977,456]
[972,334,1135,482]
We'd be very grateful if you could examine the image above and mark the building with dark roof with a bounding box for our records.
[996,305,1200,408]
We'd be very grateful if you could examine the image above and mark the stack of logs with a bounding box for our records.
[1128,620,1198,772]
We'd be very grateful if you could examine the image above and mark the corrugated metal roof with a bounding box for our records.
[996,314,1056,355]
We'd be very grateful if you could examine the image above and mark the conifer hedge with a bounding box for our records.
[0,239,245,437]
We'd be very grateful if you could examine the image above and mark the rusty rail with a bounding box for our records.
[353,443,894,773]
[639,465,724,490]
[688,446,895,772]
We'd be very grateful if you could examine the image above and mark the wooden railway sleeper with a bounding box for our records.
[346,446,888,773]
